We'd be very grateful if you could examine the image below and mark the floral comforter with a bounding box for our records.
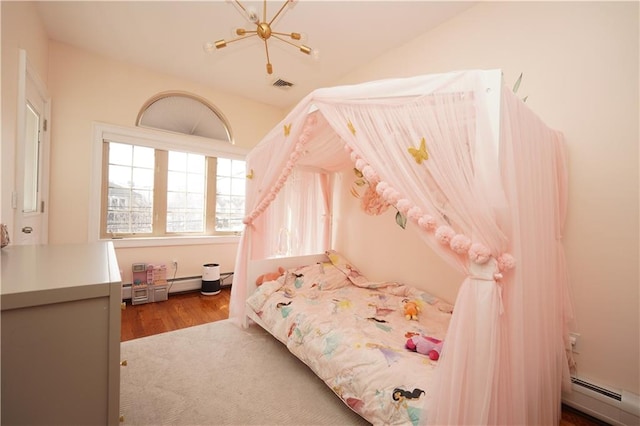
[246,251,453,426]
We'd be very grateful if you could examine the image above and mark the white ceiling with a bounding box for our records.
[35,1,476,109]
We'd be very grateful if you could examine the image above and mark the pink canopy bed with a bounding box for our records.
[230,69,574,425]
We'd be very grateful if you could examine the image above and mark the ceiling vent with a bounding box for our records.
[272,78,294,89]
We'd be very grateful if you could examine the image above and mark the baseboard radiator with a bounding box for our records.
[562,376,640,425]
[121,272,233,301]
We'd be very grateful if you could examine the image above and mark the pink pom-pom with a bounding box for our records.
[382,187,400,206]
[418,215,436,231]
[435,226,455,245]
[396,199,412,215]
[243,216,252,225]
[497,253,516,271]
[289,151,300,161]
[376,181,389,195]
[295,142,305,152]
[344,145,353,154]
[407,206,423,221]
[350,152,359,163]
[450,234,471,254]
[355,159,367,171]
[468,243,491,264]
[362,166,378,182]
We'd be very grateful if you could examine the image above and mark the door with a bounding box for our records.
[14,49,50,245]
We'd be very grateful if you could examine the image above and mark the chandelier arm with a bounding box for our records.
[233,1,249,17]
[217,34,257,48]
[264,39,273,74]
[271,31,299,39]
[268,0,292,26]
[271,34,312,54]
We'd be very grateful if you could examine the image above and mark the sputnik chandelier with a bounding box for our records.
[204,0,317,75]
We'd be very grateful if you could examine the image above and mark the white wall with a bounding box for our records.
[334,1,639,399]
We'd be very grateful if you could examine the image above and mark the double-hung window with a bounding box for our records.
[93,123,247,242]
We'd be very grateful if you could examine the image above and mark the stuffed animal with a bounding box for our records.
[255,267,285,286]
[406,335,443,360]
[403,300,421,321]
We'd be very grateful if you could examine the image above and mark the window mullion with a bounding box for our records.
[205,157,217,234]
[154,150,168,236]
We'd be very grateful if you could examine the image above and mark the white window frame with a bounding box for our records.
[89,122,248,248]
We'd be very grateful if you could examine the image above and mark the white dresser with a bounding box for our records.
[1,242,122,425]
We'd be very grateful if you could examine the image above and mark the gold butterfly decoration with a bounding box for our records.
[408,137,429,164]
[347,121,356,136]
[284,123,291,136]
[246,169,254,179]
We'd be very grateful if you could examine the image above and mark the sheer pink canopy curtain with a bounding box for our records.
[230,70,572,425]
[230,108,345,325]
[310,74,571,424]
[312,76,515,424]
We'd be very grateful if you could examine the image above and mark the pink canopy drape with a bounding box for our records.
[230,70,573,425]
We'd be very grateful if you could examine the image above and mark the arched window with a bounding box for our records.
[136,91,233,143]
[93,93,247,243]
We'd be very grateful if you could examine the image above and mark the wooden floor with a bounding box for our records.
[120,287,231,342]
[121,289,608,426]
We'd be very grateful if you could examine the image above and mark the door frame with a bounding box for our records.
[14,49,50,245]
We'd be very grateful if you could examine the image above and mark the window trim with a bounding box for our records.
[89,122,248,246]
[136,91,234,143]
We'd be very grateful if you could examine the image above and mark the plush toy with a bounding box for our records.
[403,300,421,321]
[255,267,285,286]
[406,335,443,360]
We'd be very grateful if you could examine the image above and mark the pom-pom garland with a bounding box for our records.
[243,116,317,225]
[245,139,516,276]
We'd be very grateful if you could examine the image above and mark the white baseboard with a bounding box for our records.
[121,274,232,300]
[562,376,640,426]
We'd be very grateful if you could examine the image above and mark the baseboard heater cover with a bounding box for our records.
[121,273,233,300]
[562,376,640,426]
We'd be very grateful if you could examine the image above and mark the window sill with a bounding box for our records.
[106,235,241,249]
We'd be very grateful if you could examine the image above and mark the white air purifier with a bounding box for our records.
[201,263,221,295]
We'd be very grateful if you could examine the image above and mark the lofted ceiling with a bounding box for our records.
[35,1,476,110]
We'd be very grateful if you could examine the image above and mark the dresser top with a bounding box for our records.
[1,242,121,310]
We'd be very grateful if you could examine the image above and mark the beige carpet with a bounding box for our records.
[120,320,370,425]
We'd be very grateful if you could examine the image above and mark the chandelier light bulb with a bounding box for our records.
[202,41,216,54]
[246,6,259,24]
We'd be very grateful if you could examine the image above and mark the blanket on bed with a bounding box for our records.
[246,251,453,426]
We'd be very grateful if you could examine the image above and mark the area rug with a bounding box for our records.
[120,320,370,425]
